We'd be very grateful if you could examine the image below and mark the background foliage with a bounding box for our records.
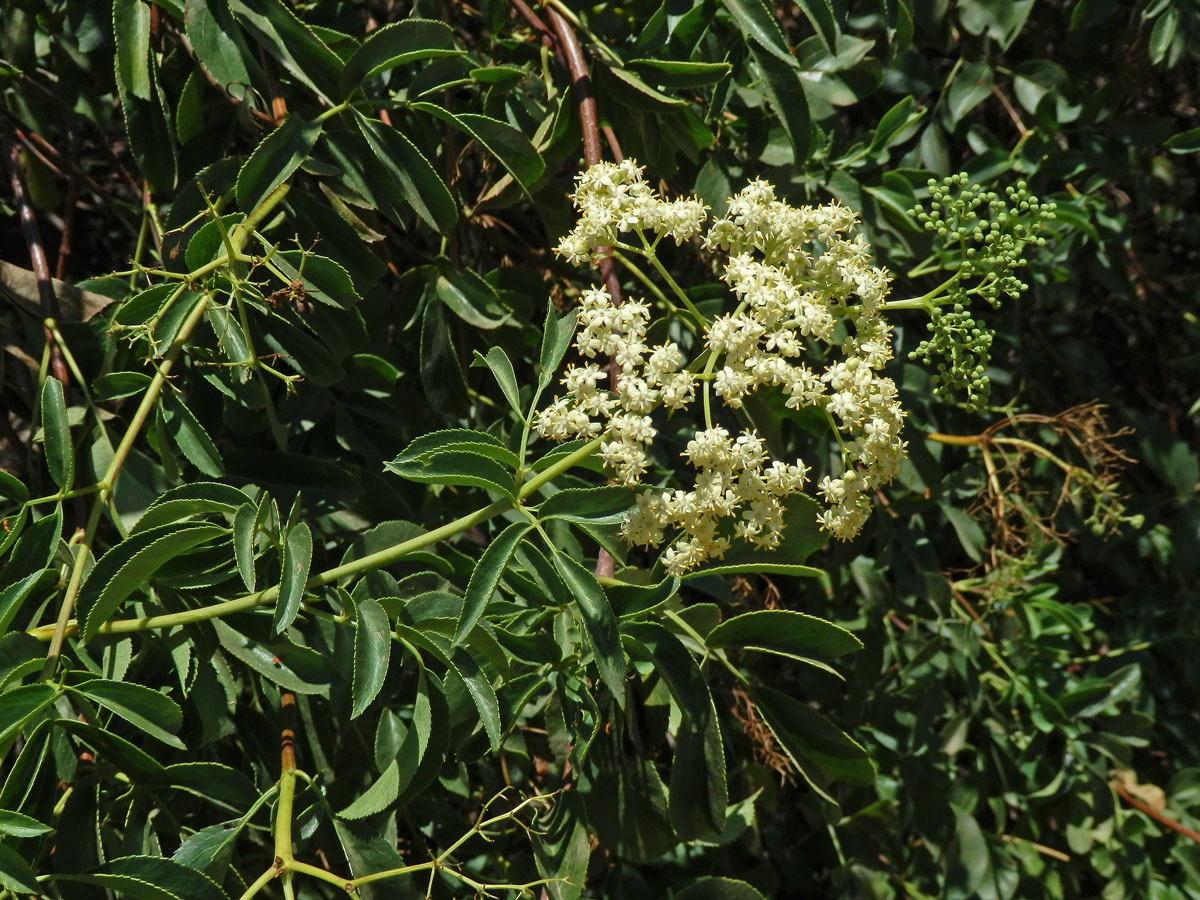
[1,0,1198,898]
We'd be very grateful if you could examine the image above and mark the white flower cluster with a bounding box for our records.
[534,287,696,486]
[622,427,811,575]
[540,162,908,574]
[555,160,708,264]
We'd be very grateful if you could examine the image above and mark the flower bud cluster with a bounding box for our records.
[541,162,910,574]
[909,174,1055,408]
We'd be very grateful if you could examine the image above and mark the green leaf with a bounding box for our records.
[719,0,794,65]
[391,428,518,469]
[410,102,545,194]
[0,684,56,745]
[469,65,526,85]
[455,522,532,645]
[274,521,312,633]
[55,855,229,900]
[552,551,627,704]
[93,371,153,402]
[114,0,176,191]
[231,0,342,103]
[351,598,392,718]
[162,393,224,477]
[0,470,28,505]
[539,486,634,525]
[355,112,458,232]
[132,482,248,533]
[796,0,839,54]
[80,524,226,641]
[114,0,152,100]
[751,685,875,801]
[706,609,862,674]
[623,622,709,727]
[603,66,686,109]
[339,18,462,93]
[1165,126,1200,153]
[172,821,240,876]
[749,44,811,162]
[1148,6,1179,65]
[184,0,253,103]
[337,758,400,819]
[627,58,732,88]
[71,679,185,749]
[212,620,330,695]
[0,844,40,894]
[271,251,360,308]
[235,115,322,213]
[869,95,919,151]
[40,376,73,490]
[0,570,55,635]
[674,877,768,900]
[471,347,522,415]
[233,503,257,592]
[385,450,516,498]
[947,61,994,124]
[538,305,577,391]
[395,626,501,751]
[435,271,509,329]
[0,809,51,838]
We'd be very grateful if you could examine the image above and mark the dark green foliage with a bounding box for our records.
[0,1,1197,899]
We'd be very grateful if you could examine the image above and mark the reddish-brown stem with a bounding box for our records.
[545,5,624,580]
[280,692,298,775]
[601,125,623,162]
[511,0,567,66]
[6,135,67,386]
[1112,781,1200,846]
[546,7,602,167]
[13,128,109,198]
[54,169,79,280]
[261,52,288,126]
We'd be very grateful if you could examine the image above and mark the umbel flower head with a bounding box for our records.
[538,161,907,575]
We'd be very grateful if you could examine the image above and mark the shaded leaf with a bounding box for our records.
[71,679,185,749]
[340,18,461,93]
[351,599,392,717]
[274,521,312,633]
[162,393,224,477]
[40,377,73,490]
[552,551,627,704]
[456,521,532,645]
[411,103,545,194]
[235,115,322,213]
[471,347,522,415]
[706,609,862,673]
[55,855,228,900]
[80,524,226,641]
[719,0,793,64]
[674,877,768,900]
[538,305,577,391]
[355,112,458,232]
[751,685,875,801]
[539,487,634,525]
[0,684,57,745]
